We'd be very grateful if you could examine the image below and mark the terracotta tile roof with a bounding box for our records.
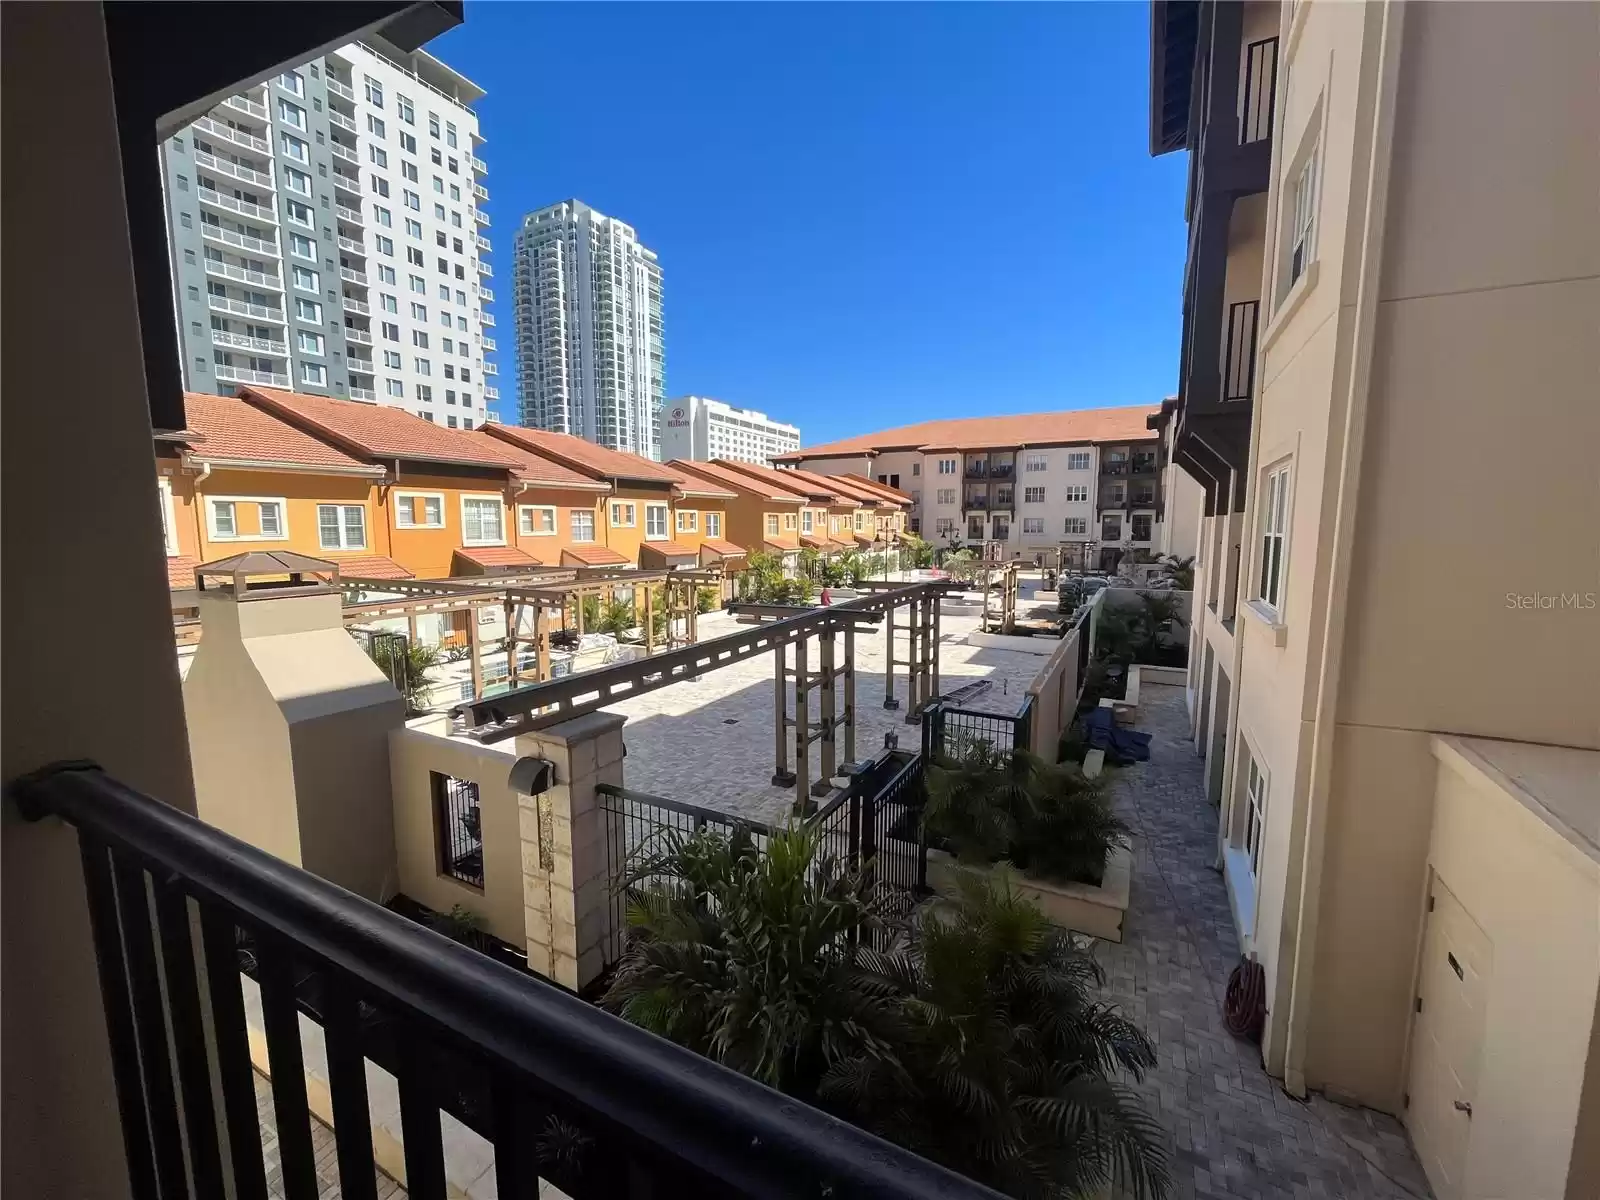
[488,426,682,486]
[240,387,522,470]
[639,542,698,567]
[673,459,807,503]
[179,393,373,471]
[839,473,914,504]
[762,539,797,554]
[800,534,847,551]
[453,547,544,572]
[333,555,414,580]
[711,459,845,503]
[700,538,746,558]
[472,434,609,490]
[166,555,201,590]
[771,405,1161,462]
[562,544,631,566]
[662,460,738,499]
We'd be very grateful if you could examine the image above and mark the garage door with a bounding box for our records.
[1406,877,1493,1200]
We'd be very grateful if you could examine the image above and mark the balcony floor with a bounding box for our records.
[1094,683,1433,1200]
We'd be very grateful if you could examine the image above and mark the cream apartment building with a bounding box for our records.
[1149,3,1600,1198]
[773,407,1194,571]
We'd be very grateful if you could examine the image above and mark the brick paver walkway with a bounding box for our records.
[256,1070,406,1199]
[1097,684,1433,1200]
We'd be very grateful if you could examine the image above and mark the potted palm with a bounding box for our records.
[923,744,1134,941]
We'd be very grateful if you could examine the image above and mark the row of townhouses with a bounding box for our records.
[775,406,1202,573]
[1146,3,1597,1199]
[159,388,907,593]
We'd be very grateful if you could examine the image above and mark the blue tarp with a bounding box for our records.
[1081,706,1152,765]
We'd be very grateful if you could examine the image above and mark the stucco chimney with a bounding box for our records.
[181,552,403,901]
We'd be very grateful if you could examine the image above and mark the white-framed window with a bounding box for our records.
[295,297,321,323]
[370,146,389,169]
[394,491,445,529]
[645,505,669,540]
[1287,150,1318,290]
[277,99,305,129]
[398,95,415,124]
[385,378,404,397]
[676,509,698,533]
[289,234,315,260]
[518,505,557,536]
[765,513,780,536]
[300,362,326,386]
[364,76,384,107]
[278,70,304,96]
[1256,462,1291,616]
[280,134,308,163]
[1243,752,1269,878]
[206,496,286,542]
[1023,486,1045,504]
[1022,518,1045,535]
[297,330,324,355]
[801,510,813,534]
[936,488,955,505]
[285,198,312,227]
[852,512,864,532]
[157,477,180,556]
[704,511,722,538]
[609,501,636,528]
[937,458,957,475]
[282,166,311,195]
[1064,485,1088,503]
[1025,453,1048,472]
[317,504,366,550]
[461,496,504,546]
[1064,517,1087,536]
[570,509,596,542]
[1067,451,1092,471]
[292,265,319,292]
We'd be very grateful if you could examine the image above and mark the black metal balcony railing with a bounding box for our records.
[1130,457,1159,475]
[963,462,987,479]
[987,462,1014,479]
[1132,492,1157,507]
[1101,462,1129,477]
[992,491,1014,509]
[964,494,989,510]
[11,763,997,1200]
[1224,298,1260,402]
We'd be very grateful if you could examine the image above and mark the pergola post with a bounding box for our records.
[792,634,810,813]
[534,604,549,682]
[814,630,835,797]
[468,603,484,699]
[930,595,942,700]
[842,626,856,766]
[771,642,793,786]
[882,597,899,710]
[505,598,519,688]
[574,593,585,636]
[406,613,419,647]
[644,584,655,655]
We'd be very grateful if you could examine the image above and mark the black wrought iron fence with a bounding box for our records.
[351,627,409,694]
[922,697,1033,759]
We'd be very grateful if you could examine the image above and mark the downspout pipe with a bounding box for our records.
[1279,0,1407,1099]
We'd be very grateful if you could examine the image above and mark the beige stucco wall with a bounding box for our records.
[1419,739,1600,1200]
[390,720,526,948]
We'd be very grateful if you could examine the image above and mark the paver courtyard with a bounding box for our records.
[608,605,1043,823]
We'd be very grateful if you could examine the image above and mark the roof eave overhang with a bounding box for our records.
[1149,0,1199,157]
[183,452,386,478]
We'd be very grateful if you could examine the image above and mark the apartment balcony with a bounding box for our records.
[197,188,277,224]
[335,202,365,226]
[1098,494,1128,511]
[479,310,495,326]
[991,491,1015,511]
[1130,457,1160,476]
[339,266,368,286]
[201,223,279,257]
[473,182,489,201]
[343,326,373,345]
[476,260,493,277]
[480,334,496,351]
[349,385,377,401]
[1101,461,1129,477]
[192,114,270,155]
[343,296,370,315]
[222,92,268,120]
[332,169,362,197]
[483,361,498,375]
[474,234,492,253]
[211,329,287,356]
[203,258,284,290]
[963,461,987,479]
[207,294,286,323]
[474,208,491,228]
[1129,493,1158,508]
[194,150,274,190]
[329,140,359,165]
[483,384,500,401]
[213,363,290,387]
[327,108,356,133]
[962,493,990,511]
[325,75,356,102]
[987,462,1015,480]
[338,235,365,255]
[477,285,494,302]
[470,153,488,174]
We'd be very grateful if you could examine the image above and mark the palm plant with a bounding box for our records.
[601,825,901,1094]
[923,739,1028,864]
[1158,554,1195,590]
[822,872,1168,1200]
[797,546,822,581]
[366,637,441,714]
[598,596,637,636]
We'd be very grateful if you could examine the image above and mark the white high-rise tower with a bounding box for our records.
[512,200,664,458]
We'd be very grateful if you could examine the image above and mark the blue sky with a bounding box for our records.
[429,2,1189,445]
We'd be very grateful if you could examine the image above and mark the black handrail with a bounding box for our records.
[12,762,1000,1200]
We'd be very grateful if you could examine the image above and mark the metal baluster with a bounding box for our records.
[151,878,226,1200]
[491,1078,537,1200]
[111,857,188,1200]
[199,909,269,1200]
[322,975,379,1200]
[256,939,319,1200]
[397,1036,447,1199]
[79,839,160,1200]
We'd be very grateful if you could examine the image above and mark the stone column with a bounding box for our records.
[513,711,627,992]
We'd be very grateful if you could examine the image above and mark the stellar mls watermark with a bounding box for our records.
[1505,591,1597,611]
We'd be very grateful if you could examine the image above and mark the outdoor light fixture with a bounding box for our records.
[508,756,555,797]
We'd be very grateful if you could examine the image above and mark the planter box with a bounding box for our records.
[926,844,1132,942]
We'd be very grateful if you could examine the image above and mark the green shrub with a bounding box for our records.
[696,586,719,614]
